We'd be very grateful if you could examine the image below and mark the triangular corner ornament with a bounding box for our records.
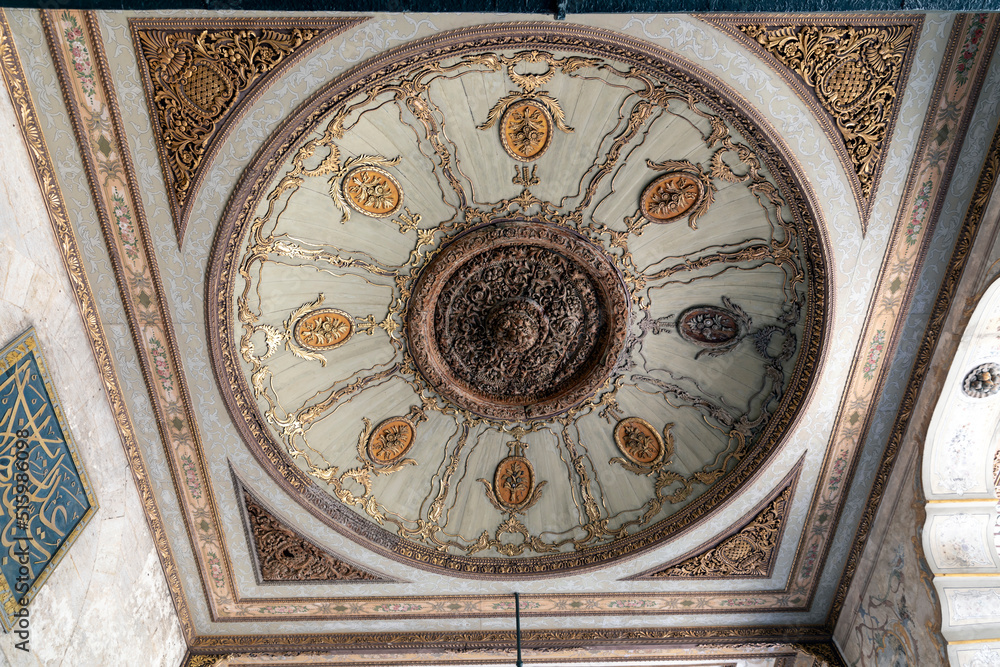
[704,16,922,236]
[625,463,801,580]
[129,17,368,245]
[241,489,392,583]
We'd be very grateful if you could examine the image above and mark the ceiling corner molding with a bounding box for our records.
[701,14,923,236]
[234,473,396,583]
[129,16,369,245]
[625,459,802,580]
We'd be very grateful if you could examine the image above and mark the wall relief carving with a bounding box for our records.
[627,466,799,579]
[704,16,922,232]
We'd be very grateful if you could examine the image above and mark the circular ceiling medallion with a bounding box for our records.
[407,220,630,420]
[367,416,416,465]
[342,166,403,218]
[209,24,828,578]
[500,100,553,161]
[293,308,353,351]
[640,171,705,223]
[962,362,1000,398]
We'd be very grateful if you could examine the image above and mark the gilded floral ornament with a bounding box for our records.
[676,298,752,359]
[293,307,353,351]
[630,478,795,579]
[640,159,716,229]
[735,21,917,223]
[500,100,553,161]
[342,165,403,217]
[479,439,546,515]
[478,51,594,161]
[242,490,385,582]
[612,418,673,471]
[132,21,354,240]
[367,416,416,465]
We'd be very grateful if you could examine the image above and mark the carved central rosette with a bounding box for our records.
[407,221,631,420]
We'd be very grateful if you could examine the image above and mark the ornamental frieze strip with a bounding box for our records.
[130,16,368,244]
[703,14,923,235]
[0,10,196,639]
[42,9,241,617]
[788,14,1000,611]
[627,461,801,580]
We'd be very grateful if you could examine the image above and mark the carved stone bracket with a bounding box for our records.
[130,17,368,243]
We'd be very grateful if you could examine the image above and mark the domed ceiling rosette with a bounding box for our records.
[208,24,829,577]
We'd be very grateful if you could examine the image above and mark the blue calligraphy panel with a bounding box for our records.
[0,329,97,630]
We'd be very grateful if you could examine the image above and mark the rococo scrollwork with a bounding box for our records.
[736,22,915,204]
[135,25,322,225]
[211,30,827,576]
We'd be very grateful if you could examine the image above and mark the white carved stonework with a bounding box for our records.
[948,588,1000,624]
[967,648,1000,667]
[934,514,996,568]
[936,425,982,495]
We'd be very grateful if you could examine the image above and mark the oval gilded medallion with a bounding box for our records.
[500,100,553,161]
[677,306,741,347]
[342,166,403,218]
[367,417,415,464]
[494,456,534,509]
[613,417,664,466]
[640,171,705,223]
[293,308,353,351]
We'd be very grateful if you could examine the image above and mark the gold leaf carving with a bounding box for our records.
[637,483,793,579]
[132,19,366,240]
[737,23,915,206]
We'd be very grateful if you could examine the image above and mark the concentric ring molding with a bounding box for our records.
[207,22,830,578]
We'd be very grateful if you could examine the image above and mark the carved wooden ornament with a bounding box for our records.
[614,417,665,466]
[293,308,353,351]
[677,306,741,347]
[500,100,553,161]
[367,417,416,465]
[640,171,705,223]
[494,456,535,510]
[342,166,403,218]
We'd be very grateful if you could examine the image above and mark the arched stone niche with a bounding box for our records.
[923,274,1000,664]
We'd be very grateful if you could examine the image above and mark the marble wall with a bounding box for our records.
[833,448,947,666]
[0,73,185,665]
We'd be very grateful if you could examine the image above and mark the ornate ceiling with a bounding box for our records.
[2,7,1000,666]
[210,28,825,577]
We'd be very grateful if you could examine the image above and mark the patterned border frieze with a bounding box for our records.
[0,7,195,641]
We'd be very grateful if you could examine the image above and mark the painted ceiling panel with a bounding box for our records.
[2,6,998,665]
